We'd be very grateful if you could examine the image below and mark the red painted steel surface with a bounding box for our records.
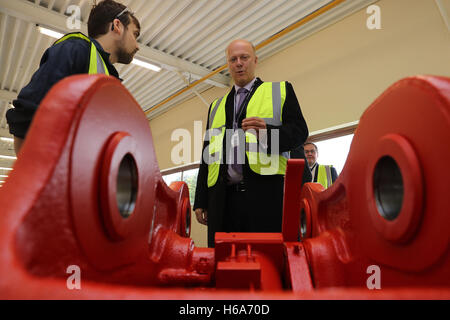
[0,74,449,299]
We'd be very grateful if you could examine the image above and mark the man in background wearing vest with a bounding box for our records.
[304,142,338,189]
[6,0,140,154]
[194,39,309,247]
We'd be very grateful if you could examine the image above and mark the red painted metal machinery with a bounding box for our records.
[0,74,449,299]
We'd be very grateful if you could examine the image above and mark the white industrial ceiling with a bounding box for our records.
[0,0,375,183]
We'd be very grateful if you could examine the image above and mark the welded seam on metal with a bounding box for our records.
[145,0,346,116]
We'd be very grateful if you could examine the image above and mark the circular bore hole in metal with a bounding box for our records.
[116,153,138,218]
[300,208,307,239]
[373,156,404,221]
[185,205,191,236]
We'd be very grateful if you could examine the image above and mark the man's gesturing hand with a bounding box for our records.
[195,208,208,225]
[241,117,266,133]
[242,117,267,142]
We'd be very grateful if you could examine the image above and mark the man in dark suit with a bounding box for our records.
[304,142,338,188]
[193,39,308,247]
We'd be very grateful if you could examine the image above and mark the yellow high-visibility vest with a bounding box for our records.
[206,82,288,187]
[54,32,110,76]
[317,164,334,189]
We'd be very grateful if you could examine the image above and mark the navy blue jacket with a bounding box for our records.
[6,35,120,138]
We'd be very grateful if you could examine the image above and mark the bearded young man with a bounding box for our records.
[7,0,140,154]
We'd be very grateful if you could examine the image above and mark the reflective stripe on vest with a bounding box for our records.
[206,94,228,187]
[206,82,287,187]
[317,165,333,189]
[54,32,110,76]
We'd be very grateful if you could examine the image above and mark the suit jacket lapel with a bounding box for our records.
[225,86,235,129]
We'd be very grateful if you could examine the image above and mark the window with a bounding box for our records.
[181,168,198,206]
[161,163,199,206]
[161,163,206,248]
[162,172,182,186]
[307,123,357,175]
[314,134,353,175]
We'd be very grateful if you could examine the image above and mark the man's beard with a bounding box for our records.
[116,46,135,64]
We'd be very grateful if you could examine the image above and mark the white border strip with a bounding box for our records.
[160,161,200,174]
[309,120,359,137]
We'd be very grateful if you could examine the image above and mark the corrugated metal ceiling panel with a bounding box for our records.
[0,0,375,172]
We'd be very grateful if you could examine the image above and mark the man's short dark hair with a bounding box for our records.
[88,0,140,39]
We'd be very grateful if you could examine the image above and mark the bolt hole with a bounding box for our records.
[300,208,307,239]
[116,153,138,218]
[185,203,191,236]
[373,156,403,221]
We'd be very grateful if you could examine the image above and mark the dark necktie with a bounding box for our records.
[231,88,249,175]
[234,88,248,127]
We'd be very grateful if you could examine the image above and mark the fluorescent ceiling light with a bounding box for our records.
[0,137,14,142]
[37,25,64,39]
[0,175,8,178]
[0,167,13,171]
[0,155,17,160]
[132,58,161,72]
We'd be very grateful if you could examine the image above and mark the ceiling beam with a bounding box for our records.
[0,0,230,88]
